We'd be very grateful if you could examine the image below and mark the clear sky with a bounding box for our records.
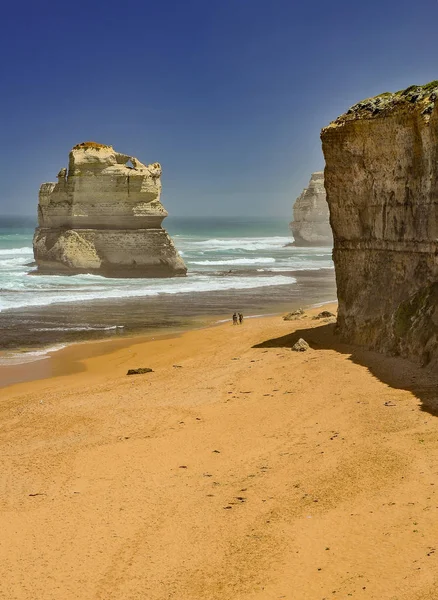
[1,0,437,217]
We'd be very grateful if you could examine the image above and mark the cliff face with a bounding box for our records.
[33,142,187,277]
[321,81,438,367]
[290,172,332,246]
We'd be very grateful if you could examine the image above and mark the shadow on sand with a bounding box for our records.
[253,323,438,417]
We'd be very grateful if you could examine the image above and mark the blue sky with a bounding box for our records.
[1,0,437,217]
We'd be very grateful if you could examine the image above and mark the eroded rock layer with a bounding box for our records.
[290,172,332,246]
[321,81,438,366]
[33,142,187,277]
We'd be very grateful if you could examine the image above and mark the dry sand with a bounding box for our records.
[1,304,438,600]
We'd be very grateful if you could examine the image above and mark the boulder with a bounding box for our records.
[292,338,310,352]
[127,368,154,375]
[283,308,305,321]
[312,310,336,320]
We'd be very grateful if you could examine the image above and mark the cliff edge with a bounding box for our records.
[33,142,187,277]
[290,172,332,246]
[321,81,438,367]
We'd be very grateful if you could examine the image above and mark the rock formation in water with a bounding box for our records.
[33,142,187,277]
[321,81,438,367]
[290,172,332,246]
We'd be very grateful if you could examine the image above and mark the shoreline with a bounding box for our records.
[0,300,335,390]
[0,268,336,351]
[0,271,334,389]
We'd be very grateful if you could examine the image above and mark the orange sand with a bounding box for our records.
[1,304,438,600]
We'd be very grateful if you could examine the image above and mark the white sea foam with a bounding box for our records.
[0,247,33,256]
[0,344,67,366]
[33,325,124,332]
[191,237,292,251]
[190,257,276,266]
[267,265,335,272]
[77,273,107,280]
[0,275,297,312]
[0,256,34,268]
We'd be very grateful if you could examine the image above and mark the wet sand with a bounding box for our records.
[1,303,438,599]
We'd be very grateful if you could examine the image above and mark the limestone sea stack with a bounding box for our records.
[290,172,332,246]
[33,142,187,277]
[321,81,438,367]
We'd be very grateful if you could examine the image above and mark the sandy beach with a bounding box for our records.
[1,304,438,600]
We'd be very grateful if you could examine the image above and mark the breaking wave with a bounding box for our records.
[0,274,297,312]
[190,257,276,266]
[0,247,33,256]
[191,237,291,252]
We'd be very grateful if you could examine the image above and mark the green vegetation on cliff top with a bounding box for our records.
[373,80,438,101]
[335,79,438,122]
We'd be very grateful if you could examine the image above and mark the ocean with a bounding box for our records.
[0,216,336,364]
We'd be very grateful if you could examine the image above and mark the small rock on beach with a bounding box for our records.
[127,368,154,375]
[292,338,310,352]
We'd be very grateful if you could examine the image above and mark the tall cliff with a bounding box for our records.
[321,81,438,367]
[290,172,332,246]
[33,142,187,277]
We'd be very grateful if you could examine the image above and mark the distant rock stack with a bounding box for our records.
[33,142,187,277]
[321,81,438,367]
[290,172,332,246]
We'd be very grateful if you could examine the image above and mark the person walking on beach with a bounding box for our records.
[238,312,243,324]
[232,312,238,325]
